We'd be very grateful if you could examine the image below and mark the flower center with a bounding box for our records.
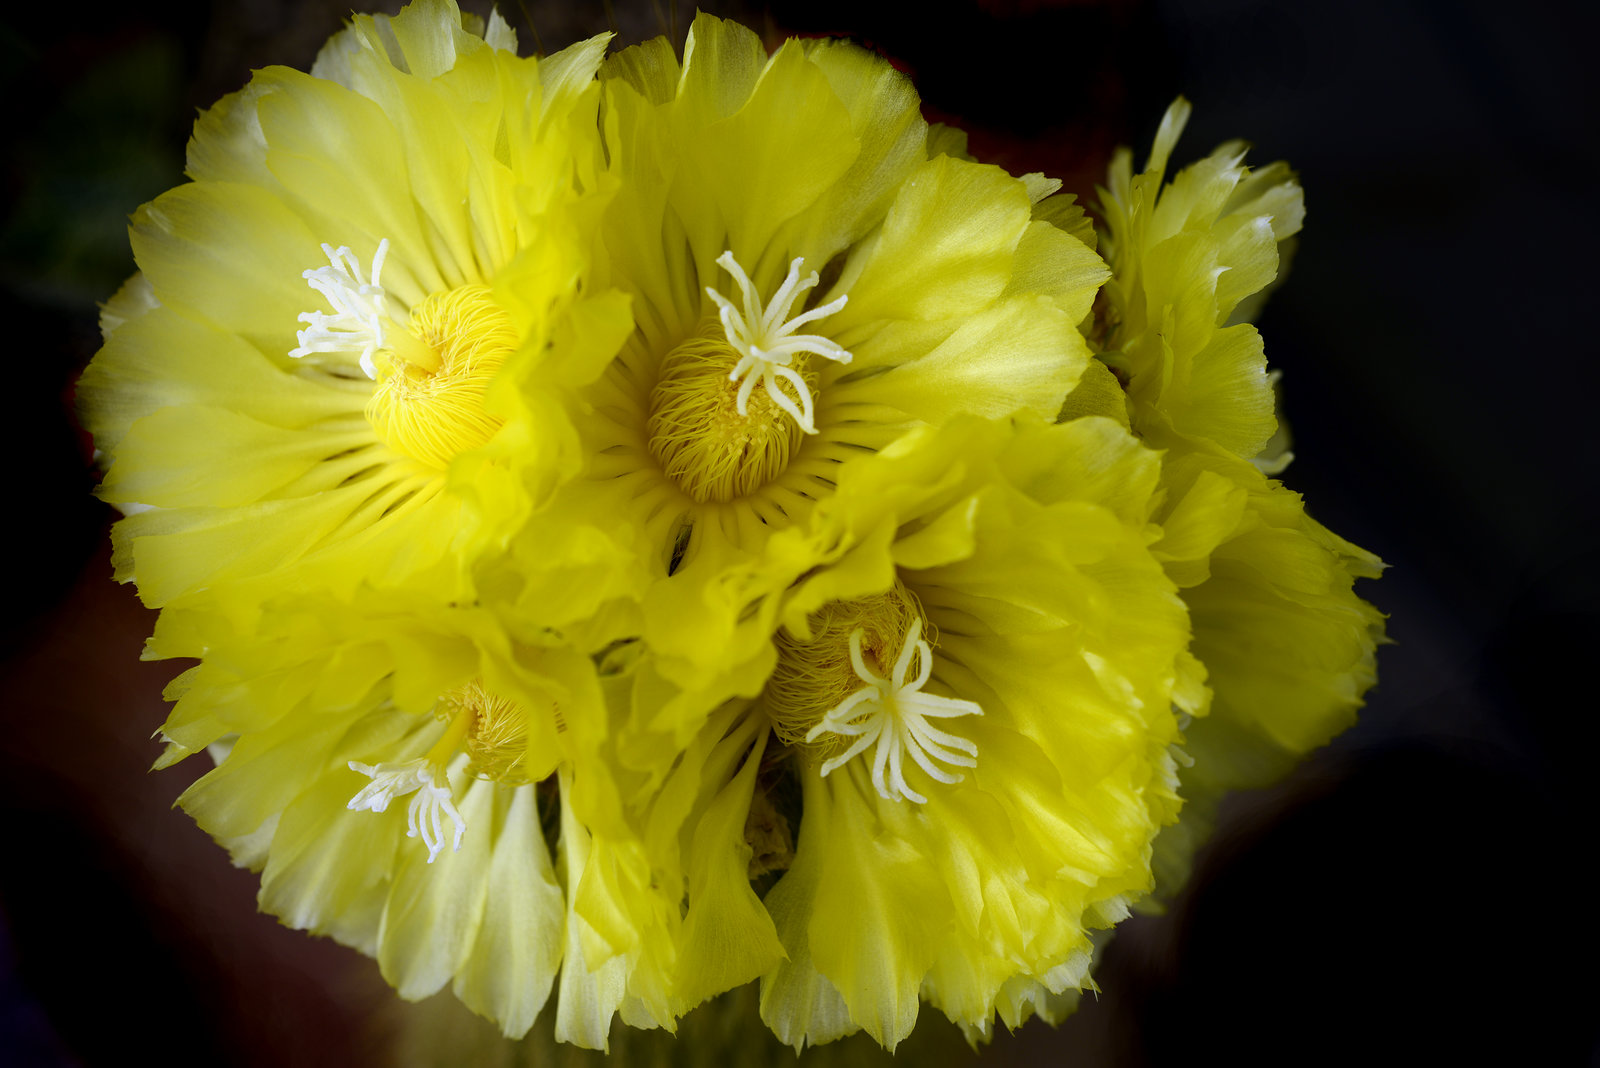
[646,317,815,503]
[365,285,516,469]
[345,680,540,861]
[767,585,982,804]
[288,240,516,470]
[437,677,536,785]
[768,585,924,750]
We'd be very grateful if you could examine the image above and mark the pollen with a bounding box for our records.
[647,317,815,503]
[436,678,535,786]
[365,285,518,470]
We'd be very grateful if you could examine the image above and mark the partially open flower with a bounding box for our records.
[1093,97,1305,460]
[1078,100,1386,894]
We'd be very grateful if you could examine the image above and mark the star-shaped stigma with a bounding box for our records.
[704,251,852,435]
[347,758,465,863]
[289,239,392,379]
[805,618,983,804]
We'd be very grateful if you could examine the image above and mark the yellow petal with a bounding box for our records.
[672,729,785,1013]
[832,155,1030,326]
[451,786,565,1038]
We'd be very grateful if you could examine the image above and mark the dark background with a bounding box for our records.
[3,1,1595,1064]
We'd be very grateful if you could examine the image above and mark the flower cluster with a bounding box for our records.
[81,1,1383,1052]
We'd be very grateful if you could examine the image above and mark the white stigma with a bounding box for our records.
[347,758,465,863]
[805,618,983,804]
[290,239,392,380]
[704,251,852,435]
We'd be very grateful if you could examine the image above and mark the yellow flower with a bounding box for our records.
[565,416,1199,1049]
[752,415,1196,1048]
[78,0,628,618]
[1093,97,1304,460]
[516,13,1108,759]
[87,5,1393,1052]
[1147,448,1385,887]
[1079,100,1386,893]
[151,582,603,1038]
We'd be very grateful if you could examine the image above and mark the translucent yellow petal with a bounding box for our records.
[601,35,680,104]
[256,721,421,954]
[178,703,359,844]
[832,155,1030,326]
[850,294,1083,424]
[185,78,274,185]
[1034,190,1096,250]
[1004,218,1109,324]
[757,785,861,1051]
[677,39,858,266]
[384,0,482,81]
[780,38,928,260]
[802,775,944,1049]
[672,730,785,1013]
[109,472,457,607]
[925,122,971,161]
[101,406,368,509]
[451,785,565,1039]
[128,180,322,343]
[1213,213,1282,321]
[79,303,354,453]
[999,415,1162,527]
[538,34,613,115]
[1057,357,1131,426]
[554,770,631,1050]
[676,13,768,125]
[1152,465,1251,587]
[376,765,492,999]
[254,71,451,300]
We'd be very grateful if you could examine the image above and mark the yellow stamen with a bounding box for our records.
[436,679,537,785]
[765,583,924,754]
[647,320,813,503]
[365,284,516,469]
